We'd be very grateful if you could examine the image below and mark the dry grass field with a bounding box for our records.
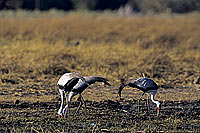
[0,11,200,132]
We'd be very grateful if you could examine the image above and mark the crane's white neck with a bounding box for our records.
[150,92,160,107]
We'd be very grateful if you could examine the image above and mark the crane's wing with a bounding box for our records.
[63,78,80,92]
[127,77,158,91]
[57,72,86,91]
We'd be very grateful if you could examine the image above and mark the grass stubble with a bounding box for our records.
[0,10,200,132]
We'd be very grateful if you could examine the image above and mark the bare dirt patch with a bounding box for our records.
[0,98,199,132]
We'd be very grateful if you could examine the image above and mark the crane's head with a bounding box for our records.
[58,111,64,118]
[58,114,63,118]
[156,101,161,116]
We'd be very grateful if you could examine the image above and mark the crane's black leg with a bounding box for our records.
[138,92,145,112]
[80,95,87,115]
[146,94,150,113]
[73,94,87,116]
[73,95,83,116]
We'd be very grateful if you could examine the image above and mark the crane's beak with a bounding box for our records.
[58,114,62,118]
[157,106,160,116]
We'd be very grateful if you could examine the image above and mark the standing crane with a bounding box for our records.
[118,77,160,116]
[57,72,110,118]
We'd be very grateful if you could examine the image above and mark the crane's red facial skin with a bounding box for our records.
[58,114,62,118]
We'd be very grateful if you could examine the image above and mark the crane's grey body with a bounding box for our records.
[126,77,158,92]
[57,74,110,117]
[118,77,160,116]
[57,72,86,91]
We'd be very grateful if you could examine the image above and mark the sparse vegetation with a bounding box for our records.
[0,10,200,132]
